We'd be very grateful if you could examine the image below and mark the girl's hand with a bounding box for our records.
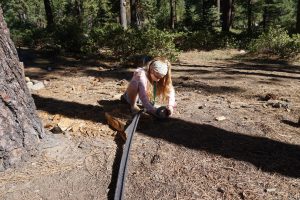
[155,106,172,118]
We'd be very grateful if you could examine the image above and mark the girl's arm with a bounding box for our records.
[167,86,176,114]
[138,73,156,114]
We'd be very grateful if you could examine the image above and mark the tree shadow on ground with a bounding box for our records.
[83,68,133,81]
[172,68,213,74]
[138,117,300,178]
[229,62,300,74]
[175,81,246,94]
[281,120,300,128]
[32,94,130,200]
[228,53,300,74]
[33,94,300,178]
[176,61,300,80]
[220,63,300,80]
[18,48,118,69]
[230,55,290,66]
[18,48,130,81]
[32,94,106,123]
[224,70,300,80]
[19,47,135,82]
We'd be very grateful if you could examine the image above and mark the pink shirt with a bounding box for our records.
[129,68,176,113]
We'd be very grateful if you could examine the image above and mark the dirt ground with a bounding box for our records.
[0,48,300,200]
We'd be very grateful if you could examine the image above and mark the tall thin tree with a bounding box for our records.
[130,0,142,27]
[221,0,233,32]
[157,0,162,10]
[75,0,84,24]
[130,0,137,26]
[247,0,253,33]
[262,0,269,30]
[43,0,54,29]
[216,0,221,13]
[120,0,127,29]
[170,0,176,29]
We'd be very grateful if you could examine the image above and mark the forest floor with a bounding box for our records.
[0,48,300,200]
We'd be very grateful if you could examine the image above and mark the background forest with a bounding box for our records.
[1,0,300,60]
[0,1,300,199]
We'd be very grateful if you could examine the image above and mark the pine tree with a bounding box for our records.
[221,0,233,32]
[43,0,54,29]
[0,7,44,171]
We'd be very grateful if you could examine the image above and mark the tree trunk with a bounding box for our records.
[157,0,162,10]
[247,0,253,33]
[221,0,232,32]
[296,0,300,33]
[230,0,235,28]
[170,0,176,29]
[130,0,140,27]
[263,0,271,31]
[202,0,208,20]
[43,0,54,29]
[120,0,127,29]
[216,0,221,13]
[0,8,44,171]
[215,0,221,26]
[75,0,84,24]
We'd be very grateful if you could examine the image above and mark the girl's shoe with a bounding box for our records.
[131,105,141,115]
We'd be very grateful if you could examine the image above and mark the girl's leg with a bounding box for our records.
[124,82,140,113]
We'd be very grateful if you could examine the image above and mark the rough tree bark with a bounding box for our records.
[0,8,44,171]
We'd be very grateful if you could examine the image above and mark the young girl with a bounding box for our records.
[122,57,176,118]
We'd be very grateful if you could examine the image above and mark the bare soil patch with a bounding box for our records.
[1,49,299,200]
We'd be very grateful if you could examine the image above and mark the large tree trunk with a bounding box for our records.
[0,8,44,171]
[221,0,233,32]
[296,0,300,33]
[120,0,127,29]
[43,0,54,29]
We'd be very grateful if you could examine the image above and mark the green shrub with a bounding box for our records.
[53,18,87,52]
[290,34,300,54]
[11,29,34,47]
[175,30,240,50]
[87,24,179,60]
[135,27,179,60]
[248,27,293,57]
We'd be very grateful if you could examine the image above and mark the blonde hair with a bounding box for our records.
[144,57,173,104]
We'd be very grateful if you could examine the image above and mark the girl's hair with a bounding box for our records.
[144,57,173,103]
